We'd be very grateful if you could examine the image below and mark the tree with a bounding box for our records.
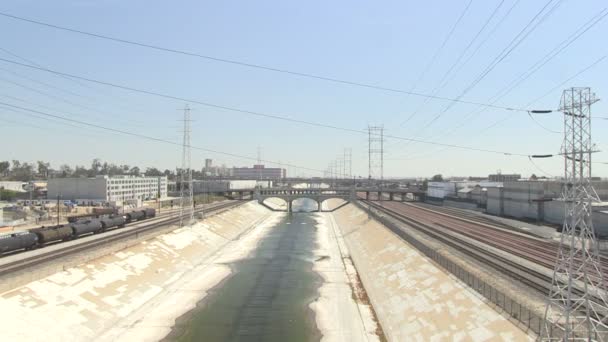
[37,161,50,178]
[129,166,140,176]
[73,166,88,178]
[59,164,73,177]
[11,162,34,181]
[431,174,444,182]
[145,167,163,177]
[0,161,9,177]
[89,158,102,177]
[530,174,538,180]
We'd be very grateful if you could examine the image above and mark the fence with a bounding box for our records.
[357,202,555,337]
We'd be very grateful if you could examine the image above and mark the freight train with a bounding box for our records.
[0,208,156,255]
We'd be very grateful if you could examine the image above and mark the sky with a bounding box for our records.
[0,0,607,178]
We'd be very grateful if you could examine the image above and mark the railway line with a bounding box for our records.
[0,200,245,277]
[361,200,608,314]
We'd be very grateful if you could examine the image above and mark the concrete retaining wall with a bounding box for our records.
[0,202,250,294]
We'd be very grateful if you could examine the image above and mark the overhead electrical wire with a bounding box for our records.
[391,8,606,158]
[420,0,564,132]
[392,0,562,153]
[398,0,505,128]
[385,55,608,161]
[0,11,536,113]
[0,101,328,174]
[0,57,551,157]
[404,0,473,98]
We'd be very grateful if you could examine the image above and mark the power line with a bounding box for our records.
[0,101,328,174]
[406,0,473,94]
[0,58,550,156]
[0,11,534,112]
[398,0,505,127]
[384,55,607,161]
[392,0,562,151]
[390,11,606,158]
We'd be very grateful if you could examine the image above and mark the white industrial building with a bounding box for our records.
[486,180,608,236]
[0,181,27,193]
[47,175,167,204]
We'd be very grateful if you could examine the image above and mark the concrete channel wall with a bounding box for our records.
[0,202,244,294]
[332,203,537,341]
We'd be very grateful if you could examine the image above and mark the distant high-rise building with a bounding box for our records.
[204,159,213,169]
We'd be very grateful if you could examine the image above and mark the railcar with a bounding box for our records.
[30,225,72,245]
[0,232,38,253]
[99,216,126,231]
[70,219,103,238]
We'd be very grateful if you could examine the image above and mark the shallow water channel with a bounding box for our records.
[165,199,323,342]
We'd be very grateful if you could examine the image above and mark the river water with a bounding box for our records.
[164,199,322,342]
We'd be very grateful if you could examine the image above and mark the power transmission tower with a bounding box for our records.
[368,125,384,186]
[179,104,193,227]
[542,87,608,341]
[344,147,352,179]
[257,145,262,180]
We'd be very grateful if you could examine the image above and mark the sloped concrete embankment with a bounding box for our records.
[0,202,276,342]
[331,203,533,341]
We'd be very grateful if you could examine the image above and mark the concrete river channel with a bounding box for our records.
[165,199,323,342]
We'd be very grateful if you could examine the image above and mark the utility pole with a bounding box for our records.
[542,87,608,341]
[179,104,194,227]
[368,125,384,188]
[56,193,60,226]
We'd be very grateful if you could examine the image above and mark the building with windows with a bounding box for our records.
[232,164,286,180]
[47,175,167,204]
[488,173,521,182]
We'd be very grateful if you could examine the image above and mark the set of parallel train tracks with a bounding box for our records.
[0,200,245,276]
[360,198,608,301]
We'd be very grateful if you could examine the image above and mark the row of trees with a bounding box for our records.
[0,159,177,181]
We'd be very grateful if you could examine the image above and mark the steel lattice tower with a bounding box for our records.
[542,87,608,341]
[179,104,193,227]
[344,147,352,179]
[368,125,384,186]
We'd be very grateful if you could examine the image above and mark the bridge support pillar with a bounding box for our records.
[288,200,292,213]
[377,191,382,201]
[389,192,394,201]
[365,191,369,200]
[317,200,321,212]
[402,193,406,202]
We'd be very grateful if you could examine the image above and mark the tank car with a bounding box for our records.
[92,207,116,216]
[144,208,156,219]
[30,225,72,245]
[99,216,126,231]
[70,219,103,238]
[125,210,145,223]
[0,232,38,254]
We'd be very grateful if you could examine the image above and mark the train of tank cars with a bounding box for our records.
[0,207,156,255]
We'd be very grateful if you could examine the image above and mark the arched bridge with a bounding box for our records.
[255,187,355,212]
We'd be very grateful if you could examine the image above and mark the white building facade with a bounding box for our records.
[48,175,167,203]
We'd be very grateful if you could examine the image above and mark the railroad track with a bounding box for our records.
[362,200,608,330]
[362,199,552,294]
[0,200,245,277]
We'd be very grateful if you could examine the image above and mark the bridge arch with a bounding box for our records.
[260,197,289,211]
[290,198,320,212]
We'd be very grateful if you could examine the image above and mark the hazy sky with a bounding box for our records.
[0,0,607,178]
